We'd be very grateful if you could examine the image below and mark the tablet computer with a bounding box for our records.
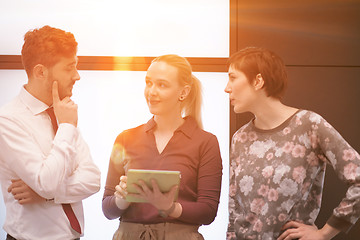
[126,169,181,203]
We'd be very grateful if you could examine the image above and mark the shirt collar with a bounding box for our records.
[144,117,157,132]
[19,86,49,115]
[144,116,198,139]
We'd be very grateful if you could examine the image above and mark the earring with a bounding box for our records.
[179,96,185,101]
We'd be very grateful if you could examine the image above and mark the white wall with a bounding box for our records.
[0,70,229,239]
[0,1,229,238]
[0,0,229,57]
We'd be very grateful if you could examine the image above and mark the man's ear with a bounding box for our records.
[254,73,264,90]
[33,64,48,80]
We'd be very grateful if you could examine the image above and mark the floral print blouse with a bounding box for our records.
[227,110,360,240]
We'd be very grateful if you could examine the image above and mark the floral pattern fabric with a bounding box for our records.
[227,110,360,240]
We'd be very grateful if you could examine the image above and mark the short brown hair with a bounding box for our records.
[228,47,288,99]
[21,25,78,77]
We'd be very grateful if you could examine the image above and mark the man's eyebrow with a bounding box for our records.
[70,57,79,65]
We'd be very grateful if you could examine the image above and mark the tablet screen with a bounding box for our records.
[126,169,181,203]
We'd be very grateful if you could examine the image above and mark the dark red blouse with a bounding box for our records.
[102,117,223,225]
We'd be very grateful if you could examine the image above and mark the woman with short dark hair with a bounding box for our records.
[225,47,360,240]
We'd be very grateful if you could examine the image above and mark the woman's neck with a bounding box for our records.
[154,114,185,133]
[252,98,298,130]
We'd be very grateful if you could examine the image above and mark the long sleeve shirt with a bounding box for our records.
[102,117,222,225]
[227,110,360,240]
[0,87,101,240]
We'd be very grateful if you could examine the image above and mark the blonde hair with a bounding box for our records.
[152,54,203,129]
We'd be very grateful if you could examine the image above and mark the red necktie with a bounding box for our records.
[46,107,82,234]
[46,107,58,133]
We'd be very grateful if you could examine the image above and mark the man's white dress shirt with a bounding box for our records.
[0,87,101,240]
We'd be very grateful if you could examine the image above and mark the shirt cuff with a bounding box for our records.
[102,195,127,220]
[55,123,77,143]
[327,214,353,233]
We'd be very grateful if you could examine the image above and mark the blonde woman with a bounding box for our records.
[102,55,223,240]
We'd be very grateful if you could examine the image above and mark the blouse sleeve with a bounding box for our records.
[315,113,360,232]
[102,132,128,220]
[178,134,223,225]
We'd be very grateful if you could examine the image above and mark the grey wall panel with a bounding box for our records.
[236,0,360,66]
[232,0,360,237]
